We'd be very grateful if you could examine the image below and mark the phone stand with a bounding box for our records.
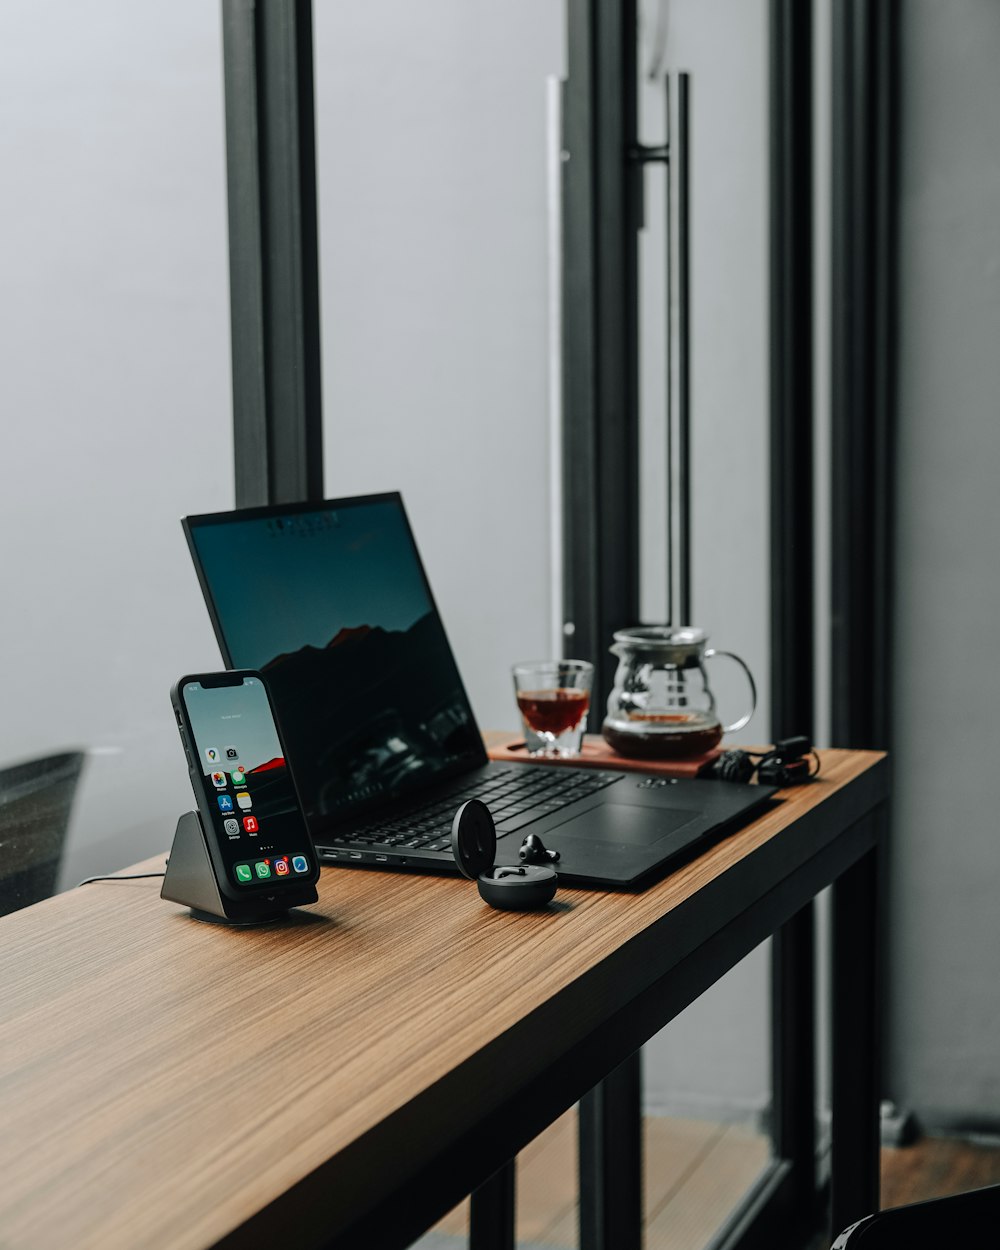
[161,811,318,926]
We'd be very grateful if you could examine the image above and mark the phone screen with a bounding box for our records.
[179,675,317,891]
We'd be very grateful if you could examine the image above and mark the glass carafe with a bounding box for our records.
[602,626,756,760]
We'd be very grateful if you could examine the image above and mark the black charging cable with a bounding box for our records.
[702,735,821,788]
[77,871,166,887]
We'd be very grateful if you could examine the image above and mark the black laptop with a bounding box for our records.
[182,493,774,888]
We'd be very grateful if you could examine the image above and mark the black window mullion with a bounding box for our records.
[221,0,323,508]
[561,0,640,711]
[768,0,820,1241]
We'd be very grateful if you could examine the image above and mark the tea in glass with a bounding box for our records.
[512,660,593,758]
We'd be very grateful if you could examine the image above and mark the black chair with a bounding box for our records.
[0,750,86,917]
[832,1183,1000,1247]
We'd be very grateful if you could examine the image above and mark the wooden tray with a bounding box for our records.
[486,733,722,778]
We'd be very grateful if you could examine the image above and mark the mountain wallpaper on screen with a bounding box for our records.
[261,611,480,825]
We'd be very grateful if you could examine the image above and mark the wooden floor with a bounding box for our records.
[417,1109,769,1249]
[880,1133,1000,1209]
[414,1112,1000,1250]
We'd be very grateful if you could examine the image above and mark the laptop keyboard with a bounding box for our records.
[322,766,624,860]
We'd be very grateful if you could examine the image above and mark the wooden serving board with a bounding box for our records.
[485,732,722,778]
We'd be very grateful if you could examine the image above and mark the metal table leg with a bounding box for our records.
[470,1158,516,1250]
[579,1052,643,1250]
[830,836,881,1237]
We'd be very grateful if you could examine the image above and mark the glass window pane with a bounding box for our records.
[314,2,566,732]
[637,1,773,1244]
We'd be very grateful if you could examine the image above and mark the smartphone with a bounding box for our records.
[171,671,319,901]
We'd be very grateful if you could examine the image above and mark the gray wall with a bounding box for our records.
[889,0,1000,1128]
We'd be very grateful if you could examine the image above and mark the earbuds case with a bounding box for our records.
[451,799,558,911]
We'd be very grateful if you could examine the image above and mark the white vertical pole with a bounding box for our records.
[546,75,565,659]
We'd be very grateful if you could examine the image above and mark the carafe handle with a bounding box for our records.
[704,649,757,734]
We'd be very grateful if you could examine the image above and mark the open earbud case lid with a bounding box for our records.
[451,799,497,880]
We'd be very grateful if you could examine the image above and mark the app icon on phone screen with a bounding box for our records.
[224,746,239,761]
[217,795,234,813]
[205,747,220,764]
[211,771,227,789]
[235,864,253,882]
[236,792,252,810]
[224,818,240,835]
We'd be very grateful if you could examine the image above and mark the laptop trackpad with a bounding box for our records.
[551,804,700,846]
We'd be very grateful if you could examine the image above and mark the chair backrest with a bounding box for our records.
[0,750,86,917]
[832,1183,1000,1247]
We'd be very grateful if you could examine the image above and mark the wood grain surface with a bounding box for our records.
[0,748,886,1250]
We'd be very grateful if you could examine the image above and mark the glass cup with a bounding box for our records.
[511,660,594,758]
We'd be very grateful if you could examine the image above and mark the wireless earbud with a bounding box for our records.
[519,833,560,865]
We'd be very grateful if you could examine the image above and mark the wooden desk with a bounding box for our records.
[0,749,887,1250]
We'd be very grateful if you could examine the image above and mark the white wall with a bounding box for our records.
[0,2,232,884]
[889,0,1000,1128]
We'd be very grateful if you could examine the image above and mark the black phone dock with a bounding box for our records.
[161,811,318,925]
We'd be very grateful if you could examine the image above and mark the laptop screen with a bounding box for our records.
[183,494,486,835]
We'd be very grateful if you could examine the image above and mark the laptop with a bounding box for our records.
[182,493,774,888]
